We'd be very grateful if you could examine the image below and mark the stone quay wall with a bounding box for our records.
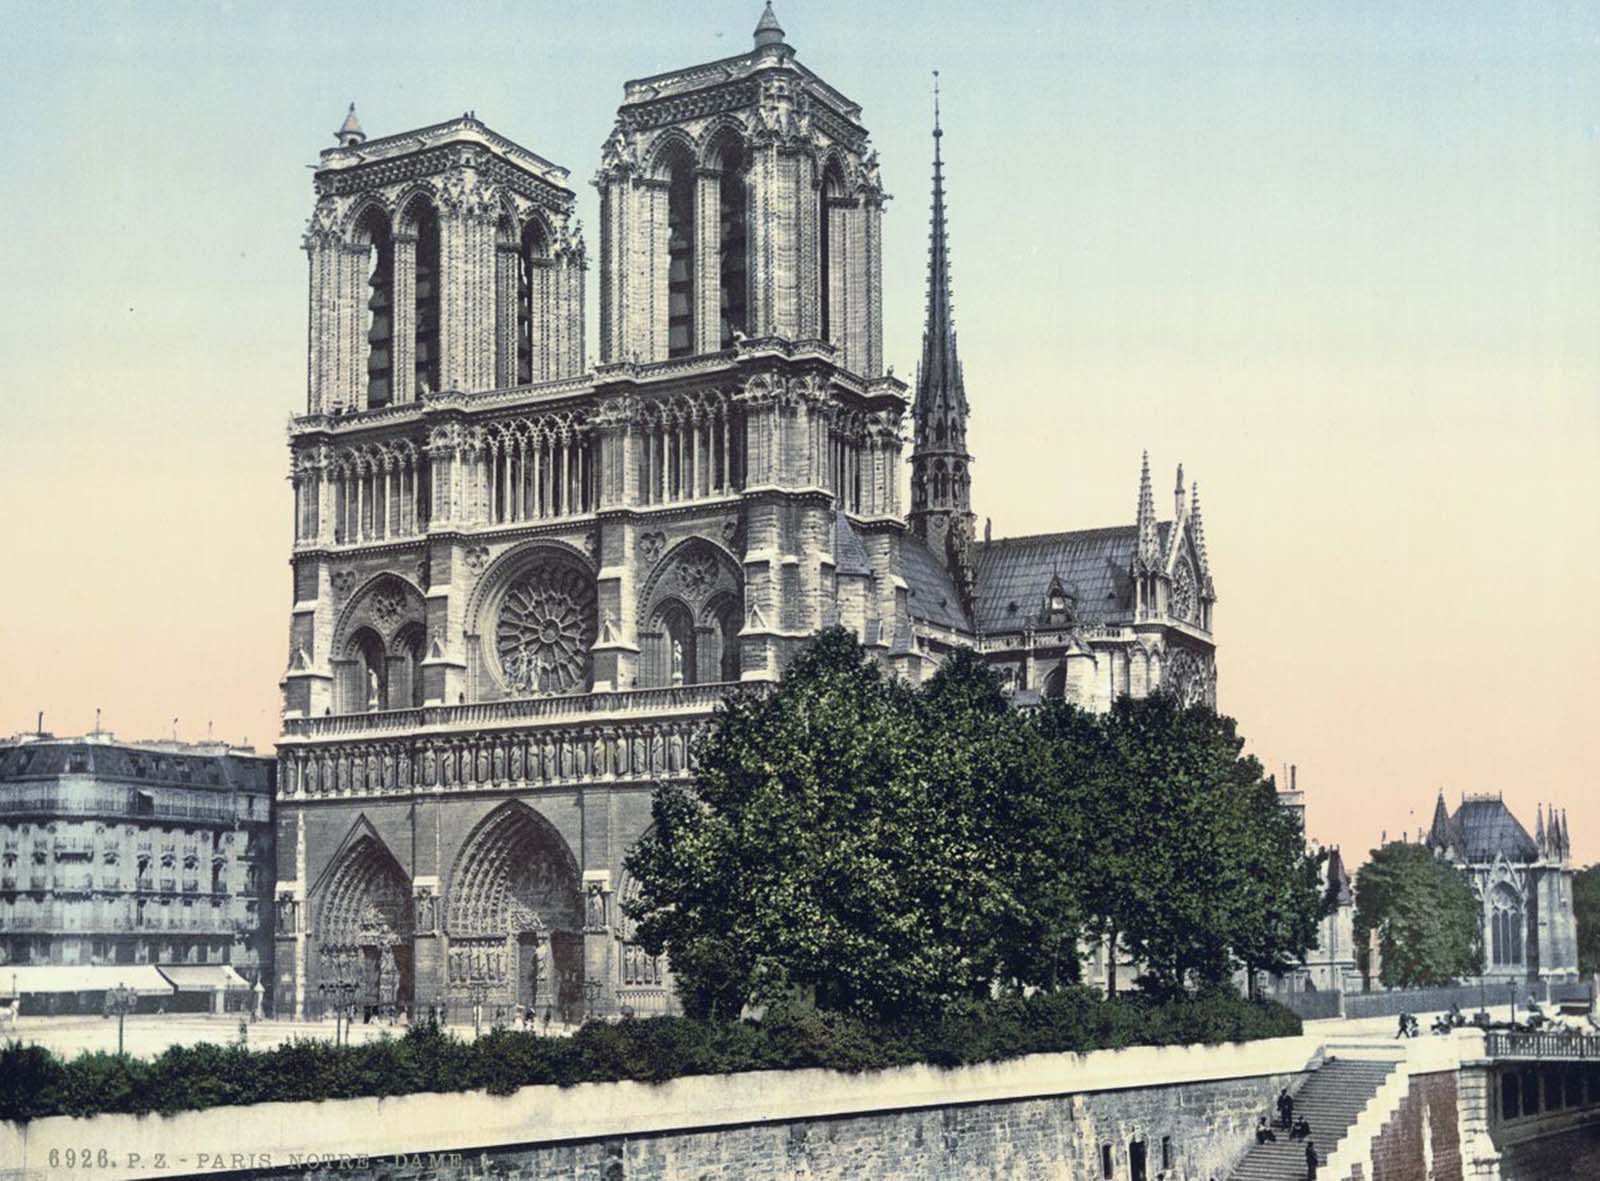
[0,1035,1324,1181]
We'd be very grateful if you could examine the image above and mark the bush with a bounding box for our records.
[0,991,1300,1123]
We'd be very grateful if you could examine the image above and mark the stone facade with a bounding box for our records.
[1423,793,1579,988]
[0,733,274,994]
[274,6,1218,1022]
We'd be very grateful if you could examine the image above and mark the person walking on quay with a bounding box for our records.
[1304,1138,1318,1180]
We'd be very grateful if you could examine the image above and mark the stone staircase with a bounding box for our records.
[1229,1058,1396,1181]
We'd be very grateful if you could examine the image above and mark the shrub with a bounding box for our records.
[0,990,1300,1123]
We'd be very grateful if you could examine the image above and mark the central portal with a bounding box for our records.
[444,802,583,1024]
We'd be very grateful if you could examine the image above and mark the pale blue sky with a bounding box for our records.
[2,2,1597,864]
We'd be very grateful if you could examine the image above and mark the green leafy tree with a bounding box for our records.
[1354,841,1483,988]
[1574,864,1600,976]
[625,630,1018,1021]
[1095,695,1325,997]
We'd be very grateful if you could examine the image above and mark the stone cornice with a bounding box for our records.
[317,116,571,191]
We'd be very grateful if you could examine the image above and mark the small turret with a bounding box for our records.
[335,102,366,147]
[753,2,786,50]
[1174,463,1186,522]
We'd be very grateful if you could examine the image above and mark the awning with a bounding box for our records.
[156,965,250,991]
[3,964,174,996]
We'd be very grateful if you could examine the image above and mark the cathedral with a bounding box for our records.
[1423,793,1579,987]
[272,5,1217,1021]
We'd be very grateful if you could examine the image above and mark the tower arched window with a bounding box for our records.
[516,220,550,384]
[665,149,696,357]
[819,158,846,344]
[412,203,441,396]
[719,141,748,348]
[356,210,395,408]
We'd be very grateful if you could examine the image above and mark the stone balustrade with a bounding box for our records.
[278,682,765,800]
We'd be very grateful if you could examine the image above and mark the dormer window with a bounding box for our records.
[1042,577,1076,626]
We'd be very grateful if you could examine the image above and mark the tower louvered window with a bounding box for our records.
[361,215,395,408]
[413,205,441,395]
[718,143,747,348]
[666,157,695,357]
[516,222,548,385]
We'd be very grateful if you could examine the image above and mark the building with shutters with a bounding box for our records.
[0,731,274,1012]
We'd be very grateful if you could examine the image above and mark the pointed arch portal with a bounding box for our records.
[445,802,584,1020]
[314,832,414,1017]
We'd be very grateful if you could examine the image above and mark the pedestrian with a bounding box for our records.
[1256,1115,1276,1144]
[1292,1116,1311,1141]
[1305,1138,1318,1180]
[1277,1087,1294,1130]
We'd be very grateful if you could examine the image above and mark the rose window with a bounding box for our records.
[1171,559,1198,624]
[495,563,597,695]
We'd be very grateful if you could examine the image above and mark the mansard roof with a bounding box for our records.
[1433,795,1539,864]
[971,523,1170,634]
[901,535,973,633]
[0,739,272,793]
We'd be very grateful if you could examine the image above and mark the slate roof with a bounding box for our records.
[900,535,972,632]
[971,523,1169,634]
[834,515,873,577]
[0,741,272,792]
[1435,796,1539,864]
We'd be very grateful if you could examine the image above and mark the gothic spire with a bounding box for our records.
[1135,451,1160,571]
[909,70,975,591]
[915,69,964,433]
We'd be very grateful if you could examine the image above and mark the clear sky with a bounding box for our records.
[1,1,1596,867]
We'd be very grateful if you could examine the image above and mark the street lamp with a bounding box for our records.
[466,978,489,1039]
[104,983,137,1057]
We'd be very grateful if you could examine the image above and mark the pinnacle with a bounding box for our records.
[335,102,366,146]
[753,2,785,49]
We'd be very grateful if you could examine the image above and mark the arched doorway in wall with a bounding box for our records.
[445,802,583,1023]
[314,832,415,1019]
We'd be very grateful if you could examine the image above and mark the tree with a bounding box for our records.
[1090,694,1325,997]
[1354,842,1483,988]
[624,629,1018,1021]
[1574,864,1600,976]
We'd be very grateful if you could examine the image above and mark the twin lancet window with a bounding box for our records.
[356,203,442,409]
[665,141,750,359]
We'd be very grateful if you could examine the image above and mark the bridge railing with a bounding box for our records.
[1486,1031,1600,1060]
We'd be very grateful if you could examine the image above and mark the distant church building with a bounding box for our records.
[1424,793,1579,986]
[273,6,1217,1021]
